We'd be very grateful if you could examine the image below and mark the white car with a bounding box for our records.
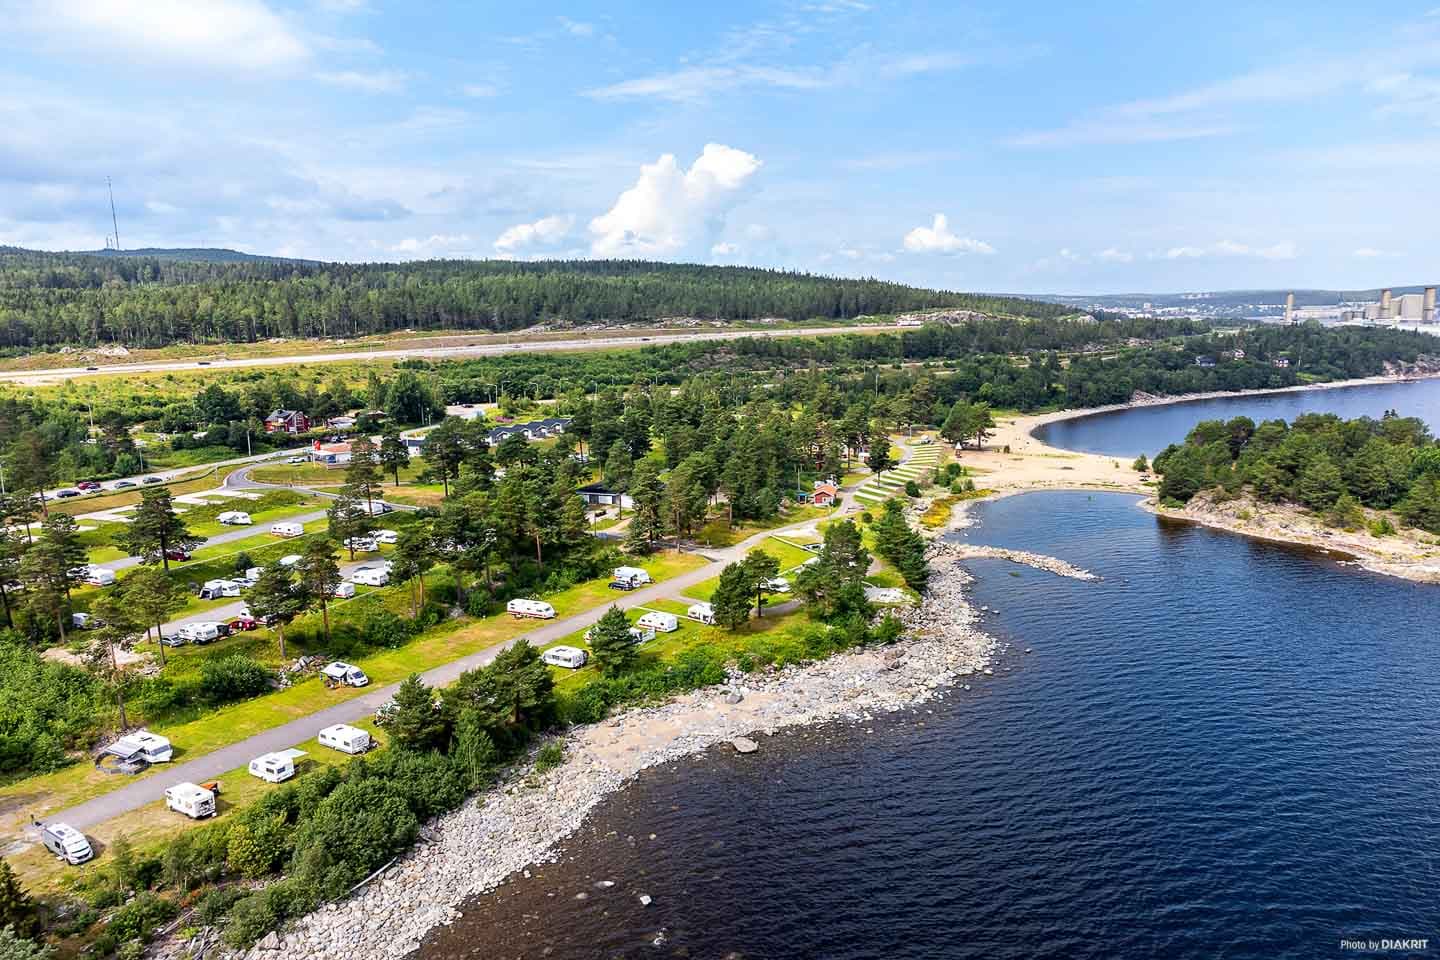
[286,456,307,464]
[373,529,399,545]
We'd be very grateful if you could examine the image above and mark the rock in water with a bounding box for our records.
[730,737,759,754]
[639,894,653,906]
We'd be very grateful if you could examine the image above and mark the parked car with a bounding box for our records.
[164,549,192,562]
[55,488,81,499]
[608,578,639,591]
[373,529,399,545]
[113,479,137,489]
[159,634,187,648]
[228,615,258,631]
[142,476,163,485]
[286,456,307,464]
[76,481,101,491]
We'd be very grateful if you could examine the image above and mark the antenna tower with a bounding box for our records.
[106,176,120,251]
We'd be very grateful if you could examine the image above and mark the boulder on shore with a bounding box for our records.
[730,737,759,754]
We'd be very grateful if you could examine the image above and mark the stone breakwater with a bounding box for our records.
[196,567,1001,960]
[930,542,1100,582]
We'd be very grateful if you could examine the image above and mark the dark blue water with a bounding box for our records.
[1036,378,1440,458]
[419,492,1440,960]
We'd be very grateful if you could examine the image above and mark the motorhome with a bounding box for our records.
[83,566,116,587]
[217,511,252,525]
[636,611,679,634]
[199,578,242,600]
[71,612,96,630]
[41,823,94,865]
[179,621,224,644]
[270,522,304,538]
[318,723,372,755]
[542,645,589,669]
[164,782,216,819]
[506,598,556,619]
[248,749,306,784]
[583,624,655,644]
[762,577,791,593]
[348,566,389,587]
[612,566,652,586]
[356,501,392,516]
[321,661,369,687]
[332,580,356,599]
[687,602,715,625]
[103,729,173,764]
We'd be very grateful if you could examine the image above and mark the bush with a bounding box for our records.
[355,607,415,650]
[464,588,491,618]
[1370,515,1397,537]
[221,893,276,949]
[904,480,920,497]
[104,893,177,946]
[534,743,564,773]
[233,552,255,573]
[226,814,288,879]
[199,656,272,705]
[194,887,248,926]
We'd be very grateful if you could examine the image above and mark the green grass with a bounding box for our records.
[693,504,828,548]
[759,537,816,573]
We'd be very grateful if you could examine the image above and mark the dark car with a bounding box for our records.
[142,476,163,485]
[198,361,211,366]
[55,488,81,498]
[85,366,99,371]
[165,549,192,562]
[113,479,137,489]
[608,578,639,591]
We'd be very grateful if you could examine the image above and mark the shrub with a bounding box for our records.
[535,743,564,773]
[860,511,873,525]
[903,480,920,497]
[1132,455,1149,473]
[104,893,176,946]
[1369,515,1397,537]
[221,893,276,949]
[199,656,272,705]
[226,814,288,879]
[355,608,414,650]
[194,887,248,926]
[233,552,255,573]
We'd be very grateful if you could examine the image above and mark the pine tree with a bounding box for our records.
[709,562,753,630]
[390,526,435,616]
[296,540,342,647]
[379,426,410,487]
[451,708,499,791]
[740,549,780,618]
[0,858,39,939]
[624,459,666,553]
[116,487,201,571]
[866,436,893,474]
[343,435,383,513]
[385,674,444,750]
[327,495,369,559]
[122,566,186,666]
[244,562,304,660]
[587,606,638,677]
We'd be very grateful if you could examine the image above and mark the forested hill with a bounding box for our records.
[0,247,1069,349]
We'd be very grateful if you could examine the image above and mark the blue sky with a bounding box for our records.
[5,1,1440,294]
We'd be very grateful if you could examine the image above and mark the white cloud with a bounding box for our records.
[388,233,480,258]
[711,241,740,256]
[901,214,995,255]
[316,69,407,93]
[1096,247,1134,263]
[1058,247,1085,263]
[461,83,501,98]
[26,0,308,70]
[145,200,181,215]
[1158,240,1297,261]
[557,17,596,37]
[1011,120,1234,147]
[494,214,575,253]
[1353,247,1397,258]
[590,144,762,257]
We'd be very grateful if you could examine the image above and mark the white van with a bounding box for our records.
[103,729,173,764]
[348,566,389,587]
[164,782,216,819]
[270,522,304,538]
[762,576,791,594]
[687,602,715,625]
[180,621,223,644]
[542,645,589,669]
[217,511,252,525]
[332,581,356,599]
[318,723,372,755]
[321,661,369,687]
[612,565,652,586]
[248,749,306,784]
[636,611,679,634]
[506,598,556,619]
[41,823,94,865]
[83,566,116,587]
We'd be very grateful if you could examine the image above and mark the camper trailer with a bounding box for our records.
[164,782,216,819]
[321,661,369,687]
[318,724,372,755]
[687,602,715,625]
[584,624,654,644]
[216,511,253,526]
[198,579,242,600]
[636,611,679,634]
[270,522,304,538]
[41,823,94,865]
[179,621,224,644]
[348,566,389,587]
[612,566,652,586]
[248,749,306,784]
[83,566,116,587]
[506,598,556,619]
[542,645,589,669]
[103,729,173,764]
[278,554,302,567]
[332,581,356,599]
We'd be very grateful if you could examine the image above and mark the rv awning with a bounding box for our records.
[276,749,308,761]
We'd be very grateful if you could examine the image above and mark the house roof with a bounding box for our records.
[814,483,838,496]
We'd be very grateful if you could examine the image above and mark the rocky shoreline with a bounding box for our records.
[188,545,1035,960]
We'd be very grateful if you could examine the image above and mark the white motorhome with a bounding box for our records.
[83,566,116,587]
[506,598,556,619]
[612,566,652,586]
[542,645,589,669]
[332,580,356,599]
[687,602,715,625]
[103,729,173,764]
[270,522,304,538]
[356,501,392,516]
[348,566,389,587]
[635,611,679,634]
[217,511,253,525]
[41,823,94,865]
[583,624,655,644]
[321,661,369,687]
[164,782,216,819]
[248,749,306,784]
[762,577,791,594]
[318,723,372,755]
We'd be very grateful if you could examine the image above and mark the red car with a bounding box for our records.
[228,615,258,632]
[164,549,192,562]
[76,481,101,491]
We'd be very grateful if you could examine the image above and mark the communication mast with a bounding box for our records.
[106,176,121,251]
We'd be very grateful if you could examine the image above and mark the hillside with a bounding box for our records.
[75,247,310,264]
[0,247,1069,350]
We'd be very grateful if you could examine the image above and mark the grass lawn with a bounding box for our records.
[694,504,828,548]
[47,465,244,517]
[758,536,816,573]
[179,492,318,537]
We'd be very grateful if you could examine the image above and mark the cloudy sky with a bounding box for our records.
[5,1,1440,294]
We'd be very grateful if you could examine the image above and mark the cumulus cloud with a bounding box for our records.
[711,241,740,256]
[901,214,995,255]
[1096,247,1134,263]
[388,233,480,258]
[461,82,501,98]
[1159,240,1297,261]
[494,214,575,253]
[589,144,762,257]
[1353,246,1396,258]
[316,69,407,93]
[26,0,309,70]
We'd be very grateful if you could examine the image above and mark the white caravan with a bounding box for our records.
[270,522,304,538]
[506,598,556,619]
[199,578,242,600]
[217,511,252,525]
[321,661,369,687]
[103,729,173,764]
[348,566,389,587]
[612,566,652,586]
[332,581,356,599]
[635,611,679,634]
[687,602,716,625]
[248,749,306,783]
[318,724,372,755]
[542,645,589,669]
[179,621,224,644]
[373,529,399,545]
[165,783,216,819]
[41,823,94,865]
[278,554,302,567]
[83,566,116,587]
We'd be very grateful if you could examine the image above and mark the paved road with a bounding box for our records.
[46,440,915,831]
[0,326,891,387]
[95,509,331,574]
[42,448,303,506]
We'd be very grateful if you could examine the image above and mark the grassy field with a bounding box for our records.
[693,504,829,548]
[46,464,248,517]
